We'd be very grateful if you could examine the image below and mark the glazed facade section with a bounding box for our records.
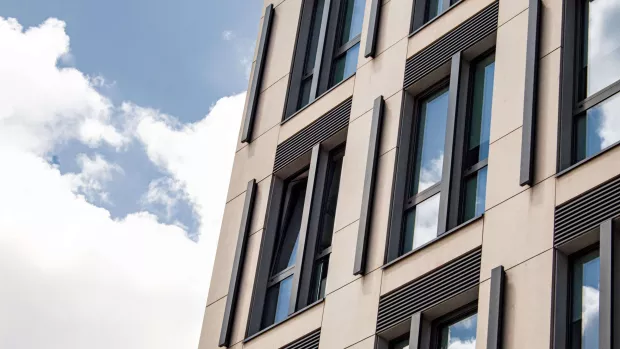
[199,0,620,348]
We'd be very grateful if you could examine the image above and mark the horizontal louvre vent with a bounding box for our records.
[280,328,321,349]
[555,175,620,246]
[376,248,481,333]
[274,98,351,173]
[404,1,499,89]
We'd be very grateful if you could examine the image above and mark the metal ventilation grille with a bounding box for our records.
[280,328,321,349]
[403,1,499,89]
[274,98,351,173]
[555,175,620,246]
[376,248,482,333]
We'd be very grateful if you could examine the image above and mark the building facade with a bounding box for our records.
[199,0,620,347]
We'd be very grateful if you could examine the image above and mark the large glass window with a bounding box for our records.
[331,0,364,86]
[436,312,478,349]
[460,54,495,222]
[412,0,460,32]
[402,87,449,254]
[569,249,600,349]
[567,0,620,165]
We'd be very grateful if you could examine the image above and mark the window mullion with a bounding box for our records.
[437,52,462,235]
[599,219,614,348]
[574,78,620,115]
[310,0,335,101]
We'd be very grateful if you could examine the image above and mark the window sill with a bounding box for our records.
[382,214,484,270]
[409,0,465,38]
[281,73,356,126]
[243,299,324,344]
[556,140,620,178]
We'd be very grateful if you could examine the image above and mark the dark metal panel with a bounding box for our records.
[409,312,423,349]
[520,0,542,186]
[386,93,415,263]
[241,5,274,143]
[599,219,613,349]
[280,328,321,349]
[552,250,568,349]
[354,96,385,275]
[274,98,352,173]
[486,266,505,349]
[403,1,499,88]
[376,248,481,332]
[554,175,620,246]
[437,53,461,235]
[557,0,577,171]
[219,180,258,347]
[246,177,285,336]
[311,0,335,99]
[364,0,382,58]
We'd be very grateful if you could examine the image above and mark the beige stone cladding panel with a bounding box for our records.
[556,145,620,205]
[325,221,361,295]
[498,0,527,26]
[319,270,382,349]
[278,76,355,143]
[539,0,562,57]
[344,336,376,349]
[198,297,226,349]
[381,218,483,295]
[480,178,555,280]
[406,0,495,58]
[357,0,414,68]
[350,38,406,121]
[489,9,528,144]
[243,302,324,349]
[378,91,403,156]
[227,126,278,202]
[474,278,491,349]
[485,128,524,210]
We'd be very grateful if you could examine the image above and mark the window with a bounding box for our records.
[285,0,366,117]
[389,51,496,260]
[432,309,478,349]
[559,0,620,169]
[390,335,410,349]
[569,249,600,349]
[411,0,459,32]
[248,145,344,335]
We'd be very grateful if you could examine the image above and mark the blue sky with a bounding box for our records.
[0,1,261,348]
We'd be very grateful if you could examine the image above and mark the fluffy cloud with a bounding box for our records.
[0,16,244,349]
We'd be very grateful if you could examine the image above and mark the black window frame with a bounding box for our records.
[387,49,496,262]
[246,143,345,337]
[558,0,620,172]
[429,303,478,349]
[284,0,366,119]
[410,0,462,33]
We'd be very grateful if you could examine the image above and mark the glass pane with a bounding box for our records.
[426,0,443,22]
[402,193,441,254]
[581,0,620,98]
[310,257,329,302]
[332,43,360,86]
[439,313,478,349]
[339,0,365,46]
[570,251,600,349]
[304,0,326,76]
[461,167,487,222]
[318,153,343,251]
[574,92,620,162]
[465,56,495,167]
[262,276,294,328]
[410,88,450,196]
[299,77,313,109]
[272,176,307,275]
[390,337,410,349]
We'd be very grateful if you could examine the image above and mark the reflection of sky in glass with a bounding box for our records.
[440,313,477,349]
[468,60,494,163]
[333,43,360,84]
[274,276,293,324]
[585,0,620,97]
[571,253,599,349]
[411,89,449,196]
[462,167,487,221]
[576,92,620,161]
[402,193,440,253]
[340,0,365,45]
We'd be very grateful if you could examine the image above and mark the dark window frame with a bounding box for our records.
[410,0,462,34]
[386,48,496,262]
[246,143,345,337]
[284,0,365,119]
[429,303,478,349]
[558,0,620,172]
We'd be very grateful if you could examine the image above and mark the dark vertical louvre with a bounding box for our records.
[354,96,384,275]
[486,266,505,349]
[274,98,352,172]
[376,248,482,332]
[219,180,258,347]
[280,329,321,349]
[241,5,274,143]
[403,1,499,88]
[364,0,381,58]
[554,175,620,246]
[520,0,541,186]
[599,219,613,349]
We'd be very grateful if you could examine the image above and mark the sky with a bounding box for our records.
[0,0,261,348]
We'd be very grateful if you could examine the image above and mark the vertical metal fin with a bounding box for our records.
[364,0,381,58]
[486,265,505,349]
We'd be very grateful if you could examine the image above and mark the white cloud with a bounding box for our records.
[222,30,235,41]
[0,16,245,348]
[142,177,187,220]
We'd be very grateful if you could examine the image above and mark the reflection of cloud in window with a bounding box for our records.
[412,194,440,248]
[581,285,599,349]
[447,339,476,349]
[418,153,443,192]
